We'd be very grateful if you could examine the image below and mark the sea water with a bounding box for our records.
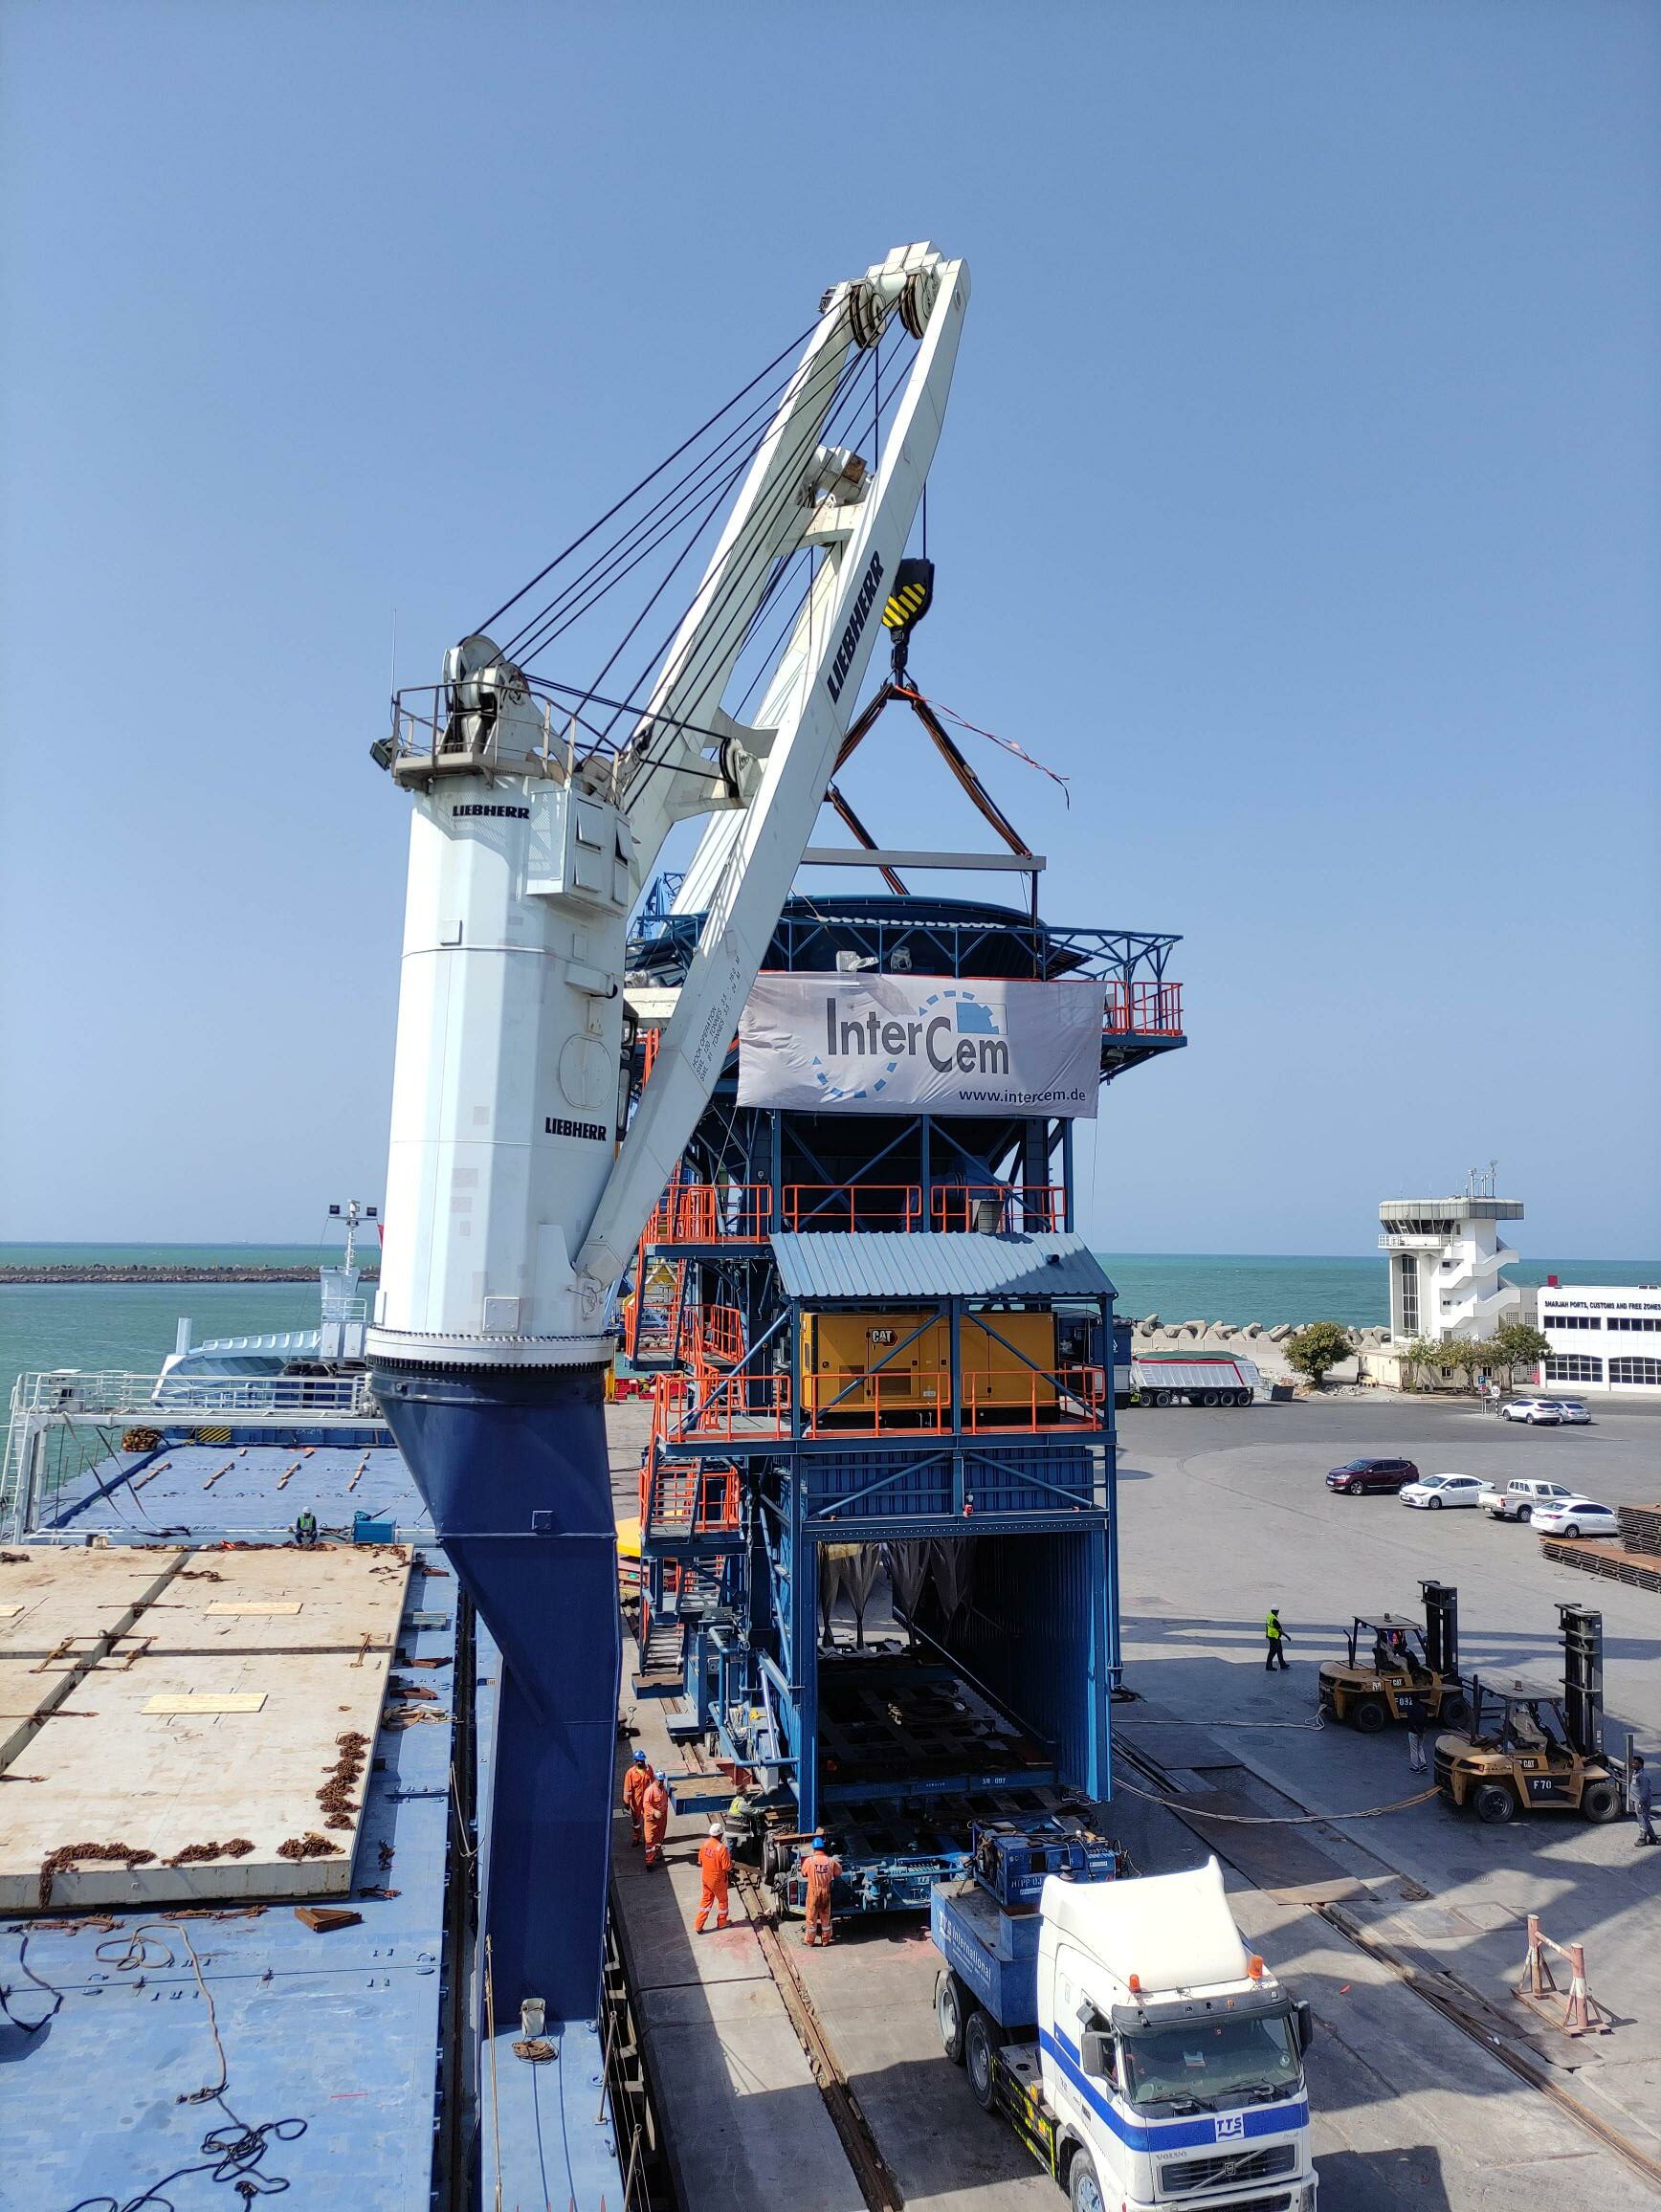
[4,1244,1656,1413]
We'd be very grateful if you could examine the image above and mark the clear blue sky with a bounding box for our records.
[2,1,1656,1259]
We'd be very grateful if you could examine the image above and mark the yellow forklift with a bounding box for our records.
[1318,1579,1466,1735]
[1435,1604,1624,1825]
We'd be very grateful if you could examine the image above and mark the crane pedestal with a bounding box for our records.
[374,1361,619,2021]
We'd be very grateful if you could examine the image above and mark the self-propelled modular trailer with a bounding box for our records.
[932,1830,1317,2211]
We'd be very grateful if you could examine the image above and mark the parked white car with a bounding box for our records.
[1400,1473,1486,1511]
[1501,1399,1563,1425]
[1531,1498,1620,1539]
[1542,1398,1592,1425]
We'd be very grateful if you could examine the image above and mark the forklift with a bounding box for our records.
[1318,1579,1466,1735]
[1434,1604,1624,1825]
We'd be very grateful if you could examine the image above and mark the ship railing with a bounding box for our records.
[9,1368,378,1420]
[384,677,625,783]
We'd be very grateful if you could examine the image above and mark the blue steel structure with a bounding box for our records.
[623,890,1185,1911]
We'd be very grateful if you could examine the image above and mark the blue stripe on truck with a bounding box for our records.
[1039,2026,1308,2154]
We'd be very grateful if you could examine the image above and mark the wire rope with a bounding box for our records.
[476,317,822,637]
[499,363,808,663]
[604,315,912,812]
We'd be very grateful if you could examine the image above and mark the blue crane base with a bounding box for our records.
[372,1360,619,2023]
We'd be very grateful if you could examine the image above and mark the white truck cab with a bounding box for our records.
[1040,1860,1314,2209]
[934,1840,1317,2211]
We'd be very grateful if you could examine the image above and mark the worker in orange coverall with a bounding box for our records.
[642,1769,671,1869]
[622,1750,650,1847]
[694,1817,732,1933]
[799,1832,842,1947]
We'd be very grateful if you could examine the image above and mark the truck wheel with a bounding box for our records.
[1151,1390,1173,1408]
[1581,1780,1621,1824]
[964,2006,1003,2112]
[1200,1390,1220,1406]
[1068,2149,1106,2212]
[935,1969,967,2065]
[1352,1698,1388,1736]
[1515,1505,1533,1523]
[1473,1783,1517,1825]
[1234,1390,1252,1406]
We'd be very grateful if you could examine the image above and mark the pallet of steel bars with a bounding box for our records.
[1616,1504,1661,1557]
[1541,1537,1661,1595]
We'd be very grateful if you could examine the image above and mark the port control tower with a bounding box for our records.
[1380,1165,1523,1342]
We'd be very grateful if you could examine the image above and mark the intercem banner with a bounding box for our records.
[737,974,1104,1117]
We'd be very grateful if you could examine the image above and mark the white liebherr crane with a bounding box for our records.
[365,243,968,1376]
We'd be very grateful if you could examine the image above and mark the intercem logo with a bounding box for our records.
[809,986,1009,1103]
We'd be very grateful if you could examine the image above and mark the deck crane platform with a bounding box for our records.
[365,244,969,2020]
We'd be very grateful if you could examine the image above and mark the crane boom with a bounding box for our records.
[366,242,968,1369]
[362,242,967,2024]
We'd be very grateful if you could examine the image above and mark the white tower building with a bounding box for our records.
[1380,1168,1523,1342]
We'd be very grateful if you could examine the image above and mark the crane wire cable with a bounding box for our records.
[660,310,914,723]
[499,317,864,667]
[499,359,811,663]
[604,316,912,808]
[595,325,877,745]
[476,317,822,637]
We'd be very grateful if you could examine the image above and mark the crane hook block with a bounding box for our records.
[883,557,935,676]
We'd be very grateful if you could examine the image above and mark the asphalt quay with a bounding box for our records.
[607,1393,1661,2210]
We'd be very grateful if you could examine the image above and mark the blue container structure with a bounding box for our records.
[623,891,1184,1911]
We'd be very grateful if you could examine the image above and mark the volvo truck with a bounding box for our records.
[932,1827,1317,2210]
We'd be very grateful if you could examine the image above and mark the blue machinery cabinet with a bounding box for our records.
[626,892,1185,1907]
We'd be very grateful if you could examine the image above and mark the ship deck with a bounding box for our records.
[1,1442,625,2212]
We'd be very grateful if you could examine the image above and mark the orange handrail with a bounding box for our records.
[780,1183,924,1232]
[928,1183,1064,1233]
[1105,980,1183,1037]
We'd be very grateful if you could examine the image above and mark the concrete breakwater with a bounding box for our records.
[0,1265,381,1285]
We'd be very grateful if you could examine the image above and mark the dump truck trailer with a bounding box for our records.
[1116,1352,1263,1406]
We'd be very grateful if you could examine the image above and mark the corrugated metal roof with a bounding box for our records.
[768,1231,1115,1301]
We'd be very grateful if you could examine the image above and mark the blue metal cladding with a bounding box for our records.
[943,1528,1110,1800]
[372,1361,620,2023]
[804,1446,1097,1521]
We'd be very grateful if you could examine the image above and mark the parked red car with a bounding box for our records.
[1326,1457,1419,1495]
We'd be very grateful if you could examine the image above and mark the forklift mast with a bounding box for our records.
[1420,1580,1458,1678]
[1560,1603,1604,1759]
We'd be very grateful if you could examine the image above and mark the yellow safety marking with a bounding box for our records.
[144,1692,268,1714]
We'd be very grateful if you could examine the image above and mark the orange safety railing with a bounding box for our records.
[798,1364,1107,1435]
[1105,980,1184,1037]
[643,1183,776,1244]
[688,1305,746,1371]
[780,1183,925,1233]
[645,1457,741,1535]
[929,1183,1065,1233]
[655,1366,791,1441]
